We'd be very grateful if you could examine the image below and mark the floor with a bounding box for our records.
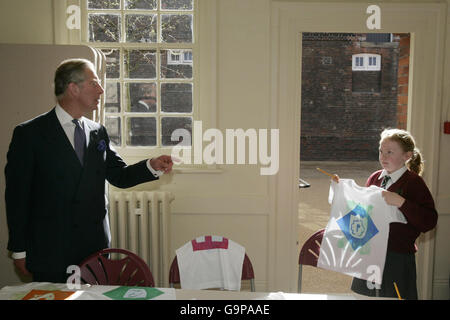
[297,161,381,293]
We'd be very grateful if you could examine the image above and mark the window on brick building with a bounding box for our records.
[352,54,381,71]
[167,49,193,65]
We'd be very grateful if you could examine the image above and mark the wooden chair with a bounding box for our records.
[298,229,325,292]
[79,248,155,287]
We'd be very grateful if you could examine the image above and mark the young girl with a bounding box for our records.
[333,128,438,299]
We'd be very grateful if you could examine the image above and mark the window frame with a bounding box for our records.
[352,53,381,71]
[80,0,199,159]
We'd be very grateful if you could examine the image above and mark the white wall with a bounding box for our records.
[122,0,275,290]
[0,0,54,289]
[432,0,450,301]
[0,0,54,44]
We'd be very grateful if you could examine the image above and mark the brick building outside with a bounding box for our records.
[300,33,410,161]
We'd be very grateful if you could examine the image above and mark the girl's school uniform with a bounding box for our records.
[351,167,438,299]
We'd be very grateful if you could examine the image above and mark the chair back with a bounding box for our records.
[79,248,155,287]
[298,229,324,292]
[299,229,325,267]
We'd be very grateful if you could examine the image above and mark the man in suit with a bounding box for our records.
[4,58,174,283]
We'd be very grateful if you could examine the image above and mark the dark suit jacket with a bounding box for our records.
[5,108,158,274]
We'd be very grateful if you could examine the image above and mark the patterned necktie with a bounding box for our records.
[72,119,86,165]
[380,175,391,189]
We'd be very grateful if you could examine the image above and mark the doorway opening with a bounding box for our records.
[298,32,411,293]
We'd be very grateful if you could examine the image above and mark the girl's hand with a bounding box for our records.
[331,174,340,183]
[382,191,405,207]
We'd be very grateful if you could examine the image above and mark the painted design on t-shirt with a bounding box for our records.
[336,203,379,251]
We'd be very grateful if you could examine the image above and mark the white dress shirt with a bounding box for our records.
[377,166,407,189]
[55,103,89,149]
[12,104,162,259]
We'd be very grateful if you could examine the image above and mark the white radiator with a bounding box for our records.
[108,191,174,287]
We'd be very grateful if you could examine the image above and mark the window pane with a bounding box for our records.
[124,50,156,79]
[161,0,193,10]
[161,117,192,146]
[126,14,157,43]
[125,83,157,112]
[105,116,121,146]
[105,82,121,113]
[89,14,121,43]
[127,117,157,146]
[88,0,120,9]
[161,14,193,43]
[161,83,192,113]
[125,0,157,10]
[184,51,192,61]
[160,49,193,79]
[102,49,120,79]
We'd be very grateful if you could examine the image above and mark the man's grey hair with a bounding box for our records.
[54,58,95,99]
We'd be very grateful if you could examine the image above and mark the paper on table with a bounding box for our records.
[22,289,76,300]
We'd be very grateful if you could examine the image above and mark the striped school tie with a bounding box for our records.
[380,175,391,189]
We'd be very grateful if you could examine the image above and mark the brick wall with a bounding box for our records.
[300,33,405,161]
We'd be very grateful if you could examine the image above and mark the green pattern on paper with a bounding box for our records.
[103,286,164,300]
